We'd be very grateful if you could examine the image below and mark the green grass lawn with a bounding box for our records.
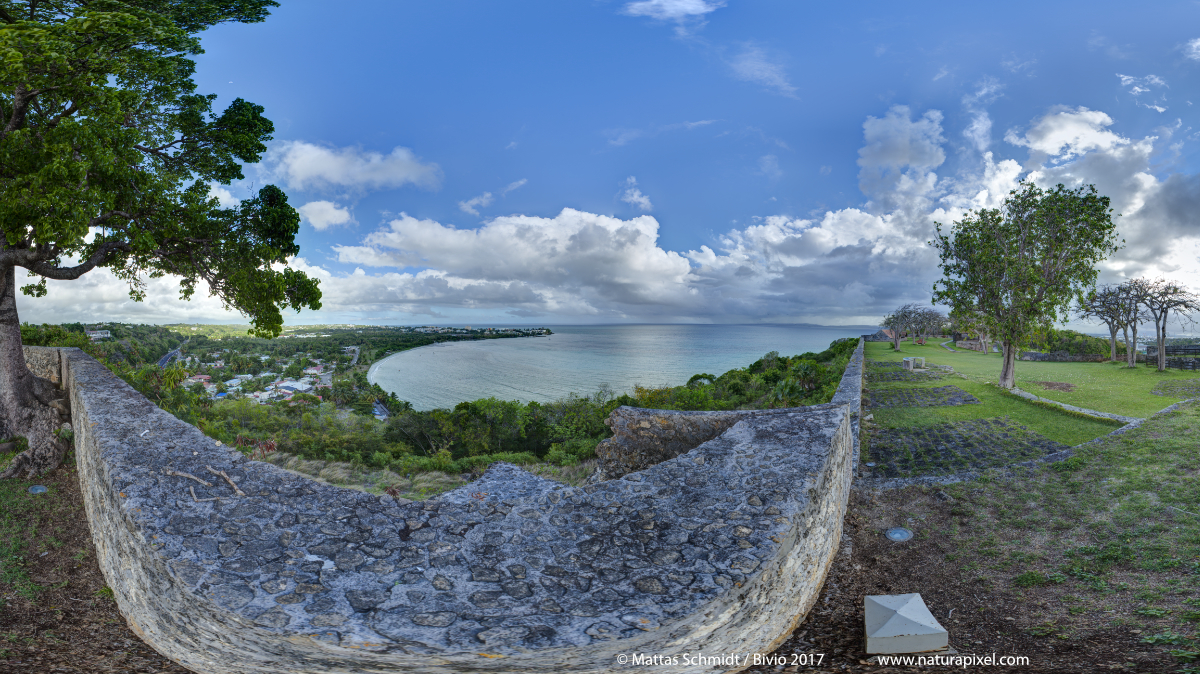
[863,341,1200,667]
[868,376,1122,446]
[867,341,1196,419]
[858,401,1200,667]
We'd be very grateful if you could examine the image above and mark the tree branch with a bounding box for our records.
[134,144,175,161]
[23,242,130,280]
[2,85,34,141]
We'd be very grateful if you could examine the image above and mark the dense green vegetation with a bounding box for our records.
[1024,327,1129,357]
[166,323,549,369]
[21,323,187,365]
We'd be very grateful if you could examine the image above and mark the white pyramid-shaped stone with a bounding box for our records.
[864,593,948,654]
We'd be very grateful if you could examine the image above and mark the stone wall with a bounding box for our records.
[596,338,864,478]
[25,343,860,674]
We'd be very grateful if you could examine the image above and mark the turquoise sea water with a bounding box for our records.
[368,324,873,411]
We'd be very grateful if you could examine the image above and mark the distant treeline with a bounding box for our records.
[1024,328,1131,357]
[22,322,187,365]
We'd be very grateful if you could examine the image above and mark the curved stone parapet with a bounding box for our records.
[22,341,862,674]
[597,339,865,478]
[595,406,830,480]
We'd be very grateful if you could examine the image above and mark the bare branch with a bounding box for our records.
[206,465,246,496]
[161,467,212,487]
[23,241,130,280]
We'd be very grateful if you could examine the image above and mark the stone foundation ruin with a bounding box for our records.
[22,339,862,673]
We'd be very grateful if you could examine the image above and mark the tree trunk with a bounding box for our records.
[1158,311,1168,372]
[0,264,69,479]
[999,341,1018,388]
[1107,324,1118,362]
[1127,322,1139,369]
[893,330,901,351]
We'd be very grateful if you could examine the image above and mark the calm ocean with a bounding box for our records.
[367,324,874,411]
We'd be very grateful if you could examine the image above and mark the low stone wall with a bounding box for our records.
[25,345,859,674]
[596,339,865,479]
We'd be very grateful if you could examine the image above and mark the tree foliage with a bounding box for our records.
[0,0,320,477]
[0,0,320,337]
[931,181,1121,388]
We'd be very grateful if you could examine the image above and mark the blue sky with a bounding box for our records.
[19,0,1200,327]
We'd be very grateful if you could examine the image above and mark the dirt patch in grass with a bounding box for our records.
[0,454,192,672]
[1033,381,1077,393]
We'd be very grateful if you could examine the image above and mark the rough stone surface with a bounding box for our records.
[596,339,864,479]
[1152,379,1200,398]
[866,369,945,383]
[24,345,858,674]
[865,385,979,409]
[865,417,1069,479]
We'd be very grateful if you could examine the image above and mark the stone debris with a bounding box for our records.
[866,417,1069,479]
[866,385,980,409]
[1152,378,1200,398]
[867,369,945,383]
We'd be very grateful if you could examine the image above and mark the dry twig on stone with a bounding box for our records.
[206,465,246,496]
[161,467,213,487]
[190,486,221,502]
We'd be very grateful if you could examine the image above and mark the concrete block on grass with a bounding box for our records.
[864,593,947,654]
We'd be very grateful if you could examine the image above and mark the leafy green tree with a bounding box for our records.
[0,0,320,477]
[931,181,1120,388]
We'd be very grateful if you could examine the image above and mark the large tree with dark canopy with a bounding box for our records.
[0,0,321,477]
[931,181,1120,389]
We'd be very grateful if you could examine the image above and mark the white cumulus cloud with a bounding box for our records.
[207,184,241,208]
[623,0,724,20]
[263,141,442,192]
[620,177,654,211]
[20,101,1200,328]
[297,200,353,230]
[458,192,493,216]
[330,208,694,317]
[1005,106,1129,165]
